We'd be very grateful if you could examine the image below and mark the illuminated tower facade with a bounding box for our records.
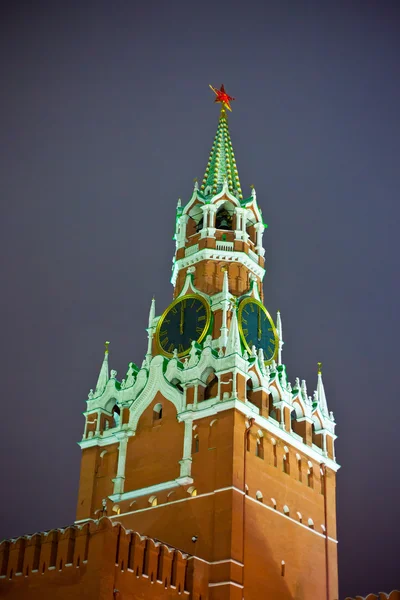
[75,86,339,599]
[0,86,339,600]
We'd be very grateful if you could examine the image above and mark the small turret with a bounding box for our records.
[95,341,110,396]
[146,297,156,363]
[219,268,230,347]
[225,308,242,356]
[316,362,329,416]
[276,310,283,365]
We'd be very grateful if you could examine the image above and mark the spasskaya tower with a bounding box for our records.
[0,85,339,600]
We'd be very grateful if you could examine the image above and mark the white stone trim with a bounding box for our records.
[109,477,193,503]
[187,556,243,567]
[179,399,339,472]
[171,248,265,286]
[209,581,244,589]
[245,495,337,543]
[128,356,183,433]
[86,485,339,544]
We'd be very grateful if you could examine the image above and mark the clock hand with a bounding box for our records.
[180,301,184,335]
[257,307,262,341]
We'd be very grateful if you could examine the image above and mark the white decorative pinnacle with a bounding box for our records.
[301,379,309,404]
[148,297,156,328]
[258,348,266,374]
[316,364,329,417]
[225,309,242,356]
[95,342,110,396]
[146,297,156,362]
[188,341,199,367]
[219,269,230,348]
[276,311,283,365]
[177,198,181,209]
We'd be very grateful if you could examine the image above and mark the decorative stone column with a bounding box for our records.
[112,434,128,495]
[177,214,189,249]
[234,207,244,241]
[95,410,101,436]
[200,205,209,238]
[242,209,249,242]
[208,204,217,238]
[254,222,264,254]
[179,419,193,478]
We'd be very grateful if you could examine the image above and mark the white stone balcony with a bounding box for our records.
[216,240,234,251]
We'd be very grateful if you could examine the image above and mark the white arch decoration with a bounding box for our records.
[129,356,183,432]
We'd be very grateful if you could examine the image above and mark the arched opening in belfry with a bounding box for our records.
[204,372,218,400]
[246,378,254,403]
[290,407,303,440]
[112,405,120,428]
[215,203,233,230]
[243,210,258,246]
[312,422,323,450]
[267,393,276,420]
[187,206,203,237]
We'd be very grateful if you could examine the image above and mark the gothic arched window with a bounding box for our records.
[153,403,163,421]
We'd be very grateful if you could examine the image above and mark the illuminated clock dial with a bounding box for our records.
[238,298,278,363]
[156,294,211,358]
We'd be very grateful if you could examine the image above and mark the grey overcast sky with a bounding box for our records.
[0,1,399,597]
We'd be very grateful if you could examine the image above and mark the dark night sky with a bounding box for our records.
[0,1,399,597]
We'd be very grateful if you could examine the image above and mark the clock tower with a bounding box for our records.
[74,86,340,599]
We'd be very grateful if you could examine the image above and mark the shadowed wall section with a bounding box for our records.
[0,518,209,600]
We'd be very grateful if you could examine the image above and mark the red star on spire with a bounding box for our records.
[209,84,235,112]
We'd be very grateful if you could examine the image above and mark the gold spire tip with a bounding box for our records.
[317,362,322,375]
[105,341,110,354]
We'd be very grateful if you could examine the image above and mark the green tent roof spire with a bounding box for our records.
[200,104,243,200]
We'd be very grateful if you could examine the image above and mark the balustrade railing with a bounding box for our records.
[216,240,234,251]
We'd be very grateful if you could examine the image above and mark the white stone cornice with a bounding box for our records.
[171,248,265,286]
[178,399,339,472]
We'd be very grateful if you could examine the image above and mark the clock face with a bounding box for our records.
[156,294,211,358]
[238,298,278,363]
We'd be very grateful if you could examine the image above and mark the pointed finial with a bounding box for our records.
[316,364,329,416]
[148,296,156,328]
[95,342,110,395]
[177,198,181,209]
[225,308,242,356]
